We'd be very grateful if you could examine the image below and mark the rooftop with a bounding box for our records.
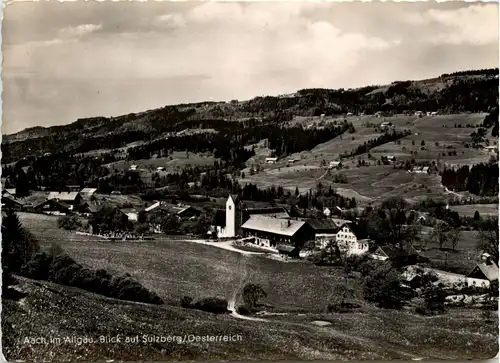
[241,216,306,237]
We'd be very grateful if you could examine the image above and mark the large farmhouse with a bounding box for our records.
[47,191,82,209]
[307,219,368,255]
[241,215,314,248]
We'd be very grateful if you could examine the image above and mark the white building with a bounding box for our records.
[265,157,278,164]
[328,161,342,169]
[323,207,331,217]
[336,225,368,256]
[130,165,138,171]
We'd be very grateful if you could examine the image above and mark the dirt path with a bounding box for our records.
[227,255,267,322]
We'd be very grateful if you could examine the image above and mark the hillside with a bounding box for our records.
[2,69,498,162]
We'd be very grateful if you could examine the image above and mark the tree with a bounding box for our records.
[447,227,461,250]
[1,210,40,273]
[162,215,181,234]
[476,217,499,264]
[431,222,450,249]
[374,197,409,248]
[474,211,481,221]
[242,283,267,310]
[363,263,413,309]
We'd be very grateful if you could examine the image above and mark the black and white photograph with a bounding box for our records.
[1,1,499,361]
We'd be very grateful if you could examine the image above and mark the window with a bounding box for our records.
[228,206,231,210]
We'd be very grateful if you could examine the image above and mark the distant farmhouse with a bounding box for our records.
[411,166,430,174]
[47,191,82,210]
[328,161,342,169]
[265,157,278,164]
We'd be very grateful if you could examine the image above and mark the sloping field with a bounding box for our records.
[239,113,489,202]
[4,277,497,361]
[369,114,490,165]
[106,151,218,173]
[6,213,499,361]
[18,213,346,312]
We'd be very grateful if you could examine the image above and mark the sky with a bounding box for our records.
[1,1,499,134]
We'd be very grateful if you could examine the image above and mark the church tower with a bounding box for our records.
[226,194,241,237]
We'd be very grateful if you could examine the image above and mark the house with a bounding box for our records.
[34,199,71,215]
[1,195,24,211]
[244,207,290,220]
[288,159,296,164]
[66,185,81,192]
[130,165,138,171]
[110,191,122,195]
[121,208,139,222]
[330,218,353,228]
[79,201,100,216]
[241,215,314,249]
[380,121,392,129]
[375,111,384,118]
[346,112,354,117]
[80,188,97,198]
[402,266,490,289]
[430,111,438,116]
[323,207,331,217]
[468,259,499,282]
[411,166,430,174]
[47,191,82,208]
[484,145,498,153]
[328,161,342,169]
[2,188,16,197]
[371,244,420,261]
[146,201,201,220]
[265,157,278,164]
[276,244,300,258]
[157,166,166,172]
[414,111,424,117]
[382,155,396,162]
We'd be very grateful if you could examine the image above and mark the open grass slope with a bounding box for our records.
[18,213,346,312]
[10,212,499,361]
[4,276,497,361]
[449,204,499,217]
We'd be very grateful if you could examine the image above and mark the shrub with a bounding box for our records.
[363,266,414,309]
[20,248,163,305]
[193,297,229,314]
[180,296,193,308]
[327,302,360,313]
[20,251,53,280]
[242,284,267,310]
[57,216,82,231]
[236,305,251,315]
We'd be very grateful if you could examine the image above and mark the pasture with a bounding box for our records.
[11,212,499,361]
[239,113,490,202]
[18,213,347,313]
[106,151,218,173]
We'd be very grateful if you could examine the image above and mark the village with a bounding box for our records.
[2,183,498,294]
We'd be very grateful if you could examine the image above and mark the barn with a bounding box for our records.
[240,215,314,249]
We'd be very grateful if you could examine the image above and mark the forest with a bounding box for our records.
[441,163,499,197]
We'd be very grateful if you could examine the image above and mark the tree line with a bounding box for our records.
[441,163,499,197]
